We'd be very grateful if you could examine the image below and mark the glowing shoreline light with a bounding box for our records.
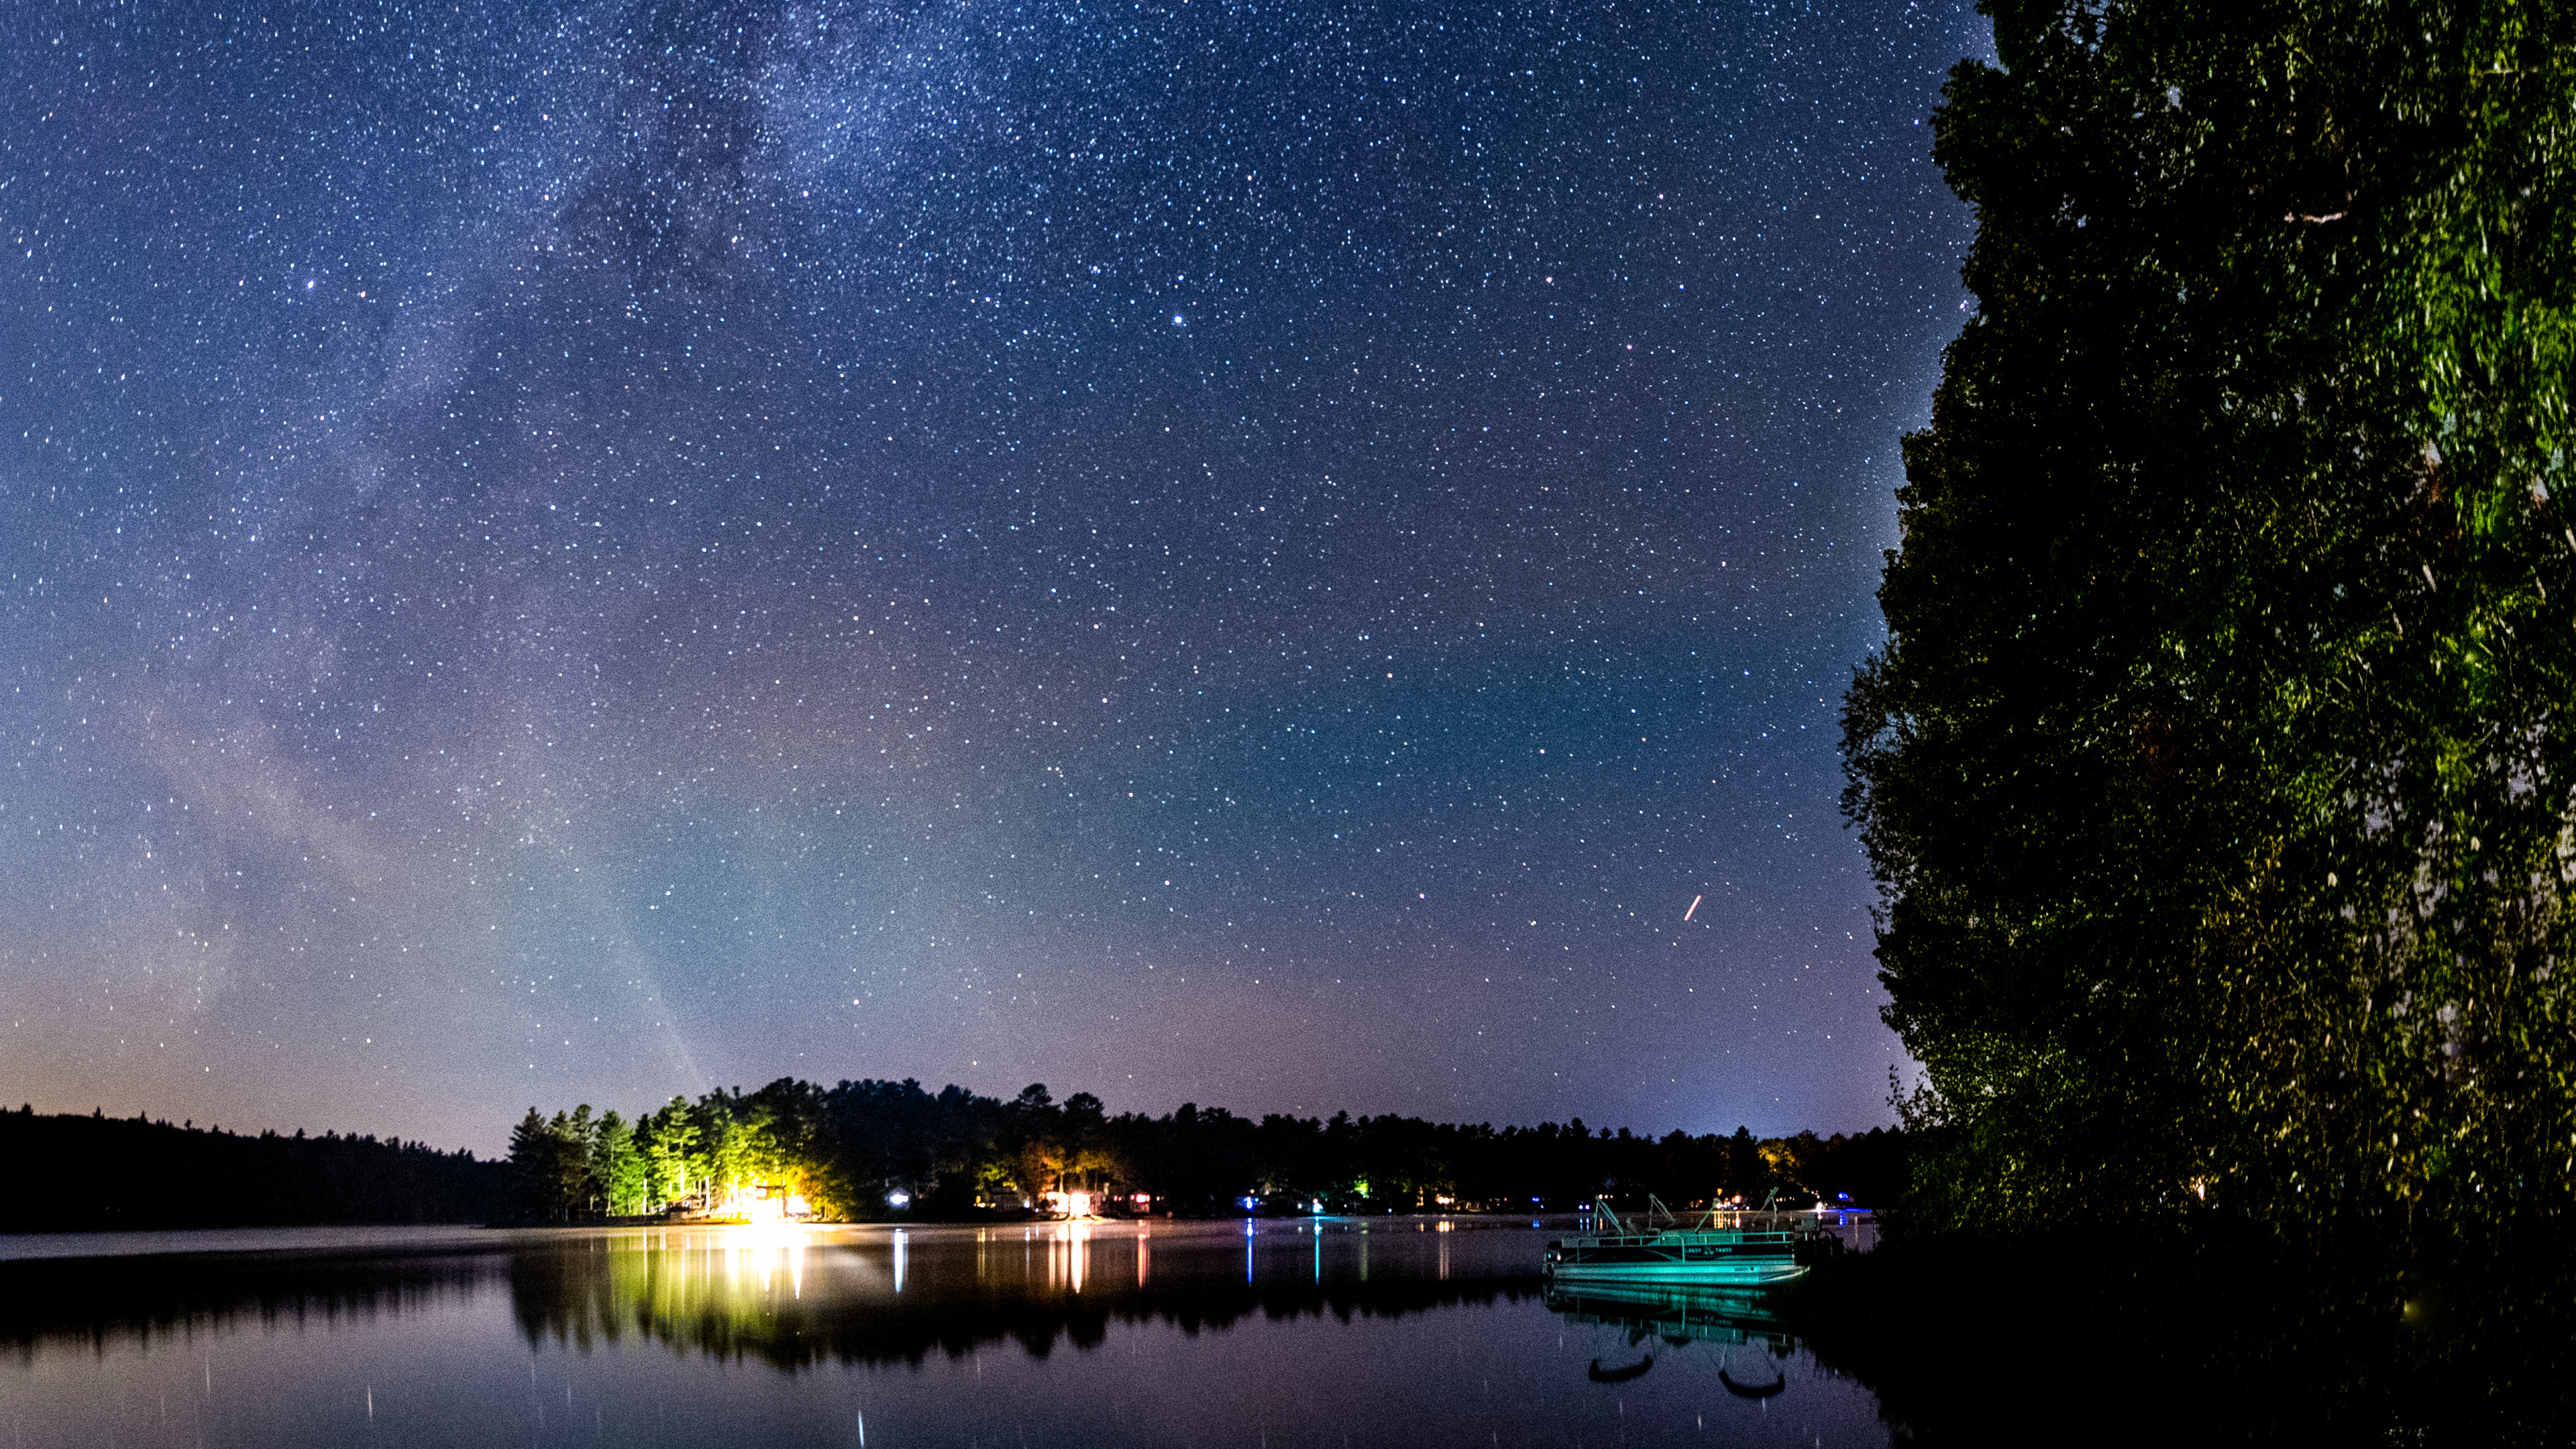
[709,1184,810,1223]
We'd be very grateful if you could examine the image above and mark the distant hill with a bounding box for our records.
[0,1107,507,1233]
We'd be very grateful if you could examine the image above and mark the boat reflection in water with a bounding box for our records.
[1546,1277,1800,1398]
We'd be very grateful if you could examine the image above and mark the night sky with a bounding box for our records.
[3,0,1986,1154]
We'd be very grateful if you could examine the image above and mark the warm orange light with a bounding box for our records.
[710,1183,810,1222]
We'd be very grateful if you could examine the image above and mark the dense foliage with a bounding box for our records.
[0,1106,506,1231]
[1843,0,2576,1240]
[503,1078,1905,1222]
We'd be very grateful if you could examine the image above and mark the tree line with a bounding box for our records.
[0,1105,506,1232]
[504,1077,1905,1222]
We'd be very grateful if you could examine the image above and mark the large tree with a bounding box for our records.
[1845,0,2576,1241]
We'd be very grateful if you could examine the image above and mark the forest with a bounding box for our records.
[500,1078,1905,1223]
[0,1090,1899,1232]
[0,1105,506,1232]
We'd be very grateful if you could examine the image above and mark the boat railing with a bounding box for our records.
[1693,1205,1878,1245]
[1587,1198,1881,1251]
[1699,1209,1801,1234]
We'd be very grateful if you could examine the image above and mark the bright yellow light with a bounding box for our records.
[708,1183,810,1223]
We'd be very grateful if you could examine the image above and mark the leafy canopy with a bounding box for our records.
[1845,0,2576,1240]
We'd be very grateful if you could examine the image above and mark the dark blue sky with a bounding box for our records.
[2,0,1985,1152]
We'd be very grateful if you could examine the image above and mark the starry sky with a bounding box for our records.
[2,0,1986,1154]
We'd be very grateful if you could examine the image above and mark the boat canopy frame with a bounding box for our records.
[1591,1187,1807,1237]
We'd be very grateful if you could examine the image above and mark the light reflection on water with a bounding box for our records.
[0,1219,1888,1448]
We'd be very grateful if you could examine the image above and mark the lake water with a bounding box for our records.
[0,1219,1890,1448]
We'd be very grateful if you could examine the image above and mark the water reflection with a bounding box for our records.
[22,1219,1912,1449]
[1546,1278,1794,1346]
[24,1220,2563,1445]
[503,1220,1546,1370]
[1544,1281,1805,1397]
[0,1238,505,1350]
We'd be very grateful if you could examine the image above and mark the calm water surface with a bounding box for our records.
[0,1220,1888,1448]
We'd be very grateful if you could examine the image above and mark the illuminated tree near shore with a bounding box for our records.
[1844,0,2576,1238]
[639,1097,700,1210]
[594,1111,647,1216]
